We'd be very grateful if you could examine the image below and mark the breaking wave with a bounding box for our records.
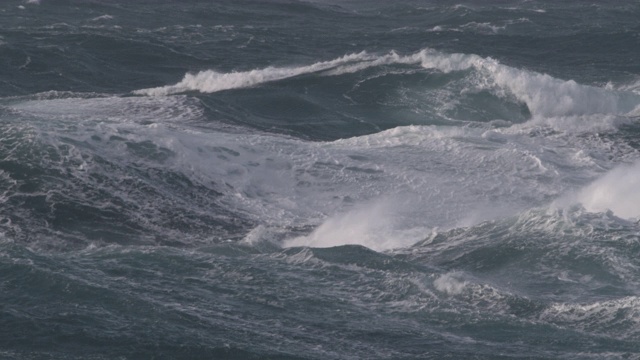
[135,48,640,124]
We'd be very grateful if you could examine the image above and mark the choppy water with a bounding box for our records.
[2,0,640,358]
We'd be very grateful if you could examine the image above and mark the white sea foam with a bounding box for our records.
[91,15,113,21]
[134,52,374,96]
[277,124,619,250]
[541,296,640,338]
[460,22,505,34]
[9,94,204,124]
[572,161,640,220]
[283,199,393,249]
[283,197,429,251]
[434,272,467,295]
[618,77,640,95]
[414,50,639,119]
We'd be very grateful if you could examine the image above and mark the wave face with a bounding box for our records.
[2,0,640,359]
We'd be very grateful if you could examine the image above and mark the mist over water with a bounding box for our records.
[2,0,640,359]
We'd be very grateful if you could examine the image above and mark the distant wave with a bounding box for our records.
[135,48,640,123]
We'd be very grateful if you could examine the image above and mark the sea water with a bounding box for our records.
[1,0,640,358]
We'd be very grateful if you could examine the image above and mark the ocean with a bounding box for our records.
[1,0,640,358]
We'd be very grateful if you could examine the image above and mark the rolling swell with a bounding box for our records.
[137,48,640,141]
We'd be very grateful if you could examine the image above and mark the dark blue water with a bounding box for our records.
[2,0,640,358]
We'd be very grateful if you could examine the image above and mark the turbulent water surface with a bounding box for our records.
[2,0,640,358]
